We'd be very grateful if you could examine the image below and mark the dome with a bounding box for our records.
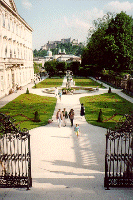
[47,49,52,57]
[63,49,66,54]
[58,48,61,54]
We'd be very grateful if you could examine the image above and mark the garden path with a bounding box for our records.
[0,77,133,199]
[29,77,133,199]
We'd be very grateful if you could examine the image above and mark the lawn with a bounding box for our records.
[73,78,105,88]
[80,93,133,130]
[33,78,63,88]
[0,93,57,130]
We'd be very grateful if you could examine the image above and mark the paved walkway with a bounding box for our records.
[0,77,133,200]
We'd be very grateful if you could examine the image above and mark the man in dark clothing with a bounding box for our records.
[69,109,74,127]
[80,103,85,116]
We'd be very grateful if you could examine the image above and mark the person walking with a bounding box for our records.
[56,109,63,128]
[80,103,85,117]
[69,109,74,127]
[55,87,58,98]
[58,91,62,101]
[62,108,68,127]
[74,124,80,137]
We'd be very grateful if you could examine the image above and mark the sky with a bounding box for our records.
[14,0,133,50]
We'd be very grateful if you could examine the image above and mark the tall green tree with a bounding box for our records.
[33,49,38,57]
[105,12,133,72]
[68,61,80,75]
[82,12,133,74]
[34,62,42,74]
[82,13,113,73]
[56,62,67,74]
[44,60,57,77]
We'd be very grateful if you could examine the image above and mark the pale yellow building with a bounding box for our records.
[0,0,34,98]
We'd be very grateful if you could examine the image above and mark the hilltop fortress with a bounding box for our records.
[41,37,83,50]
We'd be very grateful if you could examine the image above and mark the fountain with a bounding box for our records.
[43,70,95,95]
[62,70,74,95]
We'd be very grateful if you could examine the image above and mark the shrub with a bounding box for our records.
[97,109,103,122]
[26,88,29,94]
[108,87,111,93]
[34,111,40,122]
[100,83,103,88]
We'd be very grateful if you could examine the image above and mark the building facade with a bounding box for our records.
[0,0,34,98]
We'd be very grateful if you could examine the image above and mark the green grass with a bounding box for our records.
[0,93,57,130]
[73,78,105,88]
[80,93,133,130]
[33,78,63,88]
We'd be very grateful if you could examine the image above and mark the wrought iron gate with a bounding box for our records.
[104,114,133,189]
[0,113,32,189]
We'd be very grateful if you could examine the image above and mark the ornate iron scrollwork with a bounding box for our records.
[105,114,133,189]
[0,113,32,189]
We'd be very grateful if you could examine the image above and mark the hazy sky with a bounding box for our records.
[14,0,133,50]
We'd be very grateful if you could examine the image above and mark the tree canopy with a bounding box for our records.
[33,49,47,57]
[44,60,81,77]
[82,12,133,74]
[44,60,67,77]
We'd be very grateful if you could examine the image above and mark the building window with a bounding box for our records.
[5,47,7,58]
[18,48,19,58]
[10,49,12,58]
[8,18,10,30]
[2,14,5,27]
[20,72,21,84]
[21,50,22,59]
[8,74,10,87]
[12,21,14,32]
[14,50,16,58]
[16,24,18,35]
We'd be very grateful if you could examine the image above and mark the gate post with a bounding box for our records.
[27,132,32,190]
[105,129,110,190]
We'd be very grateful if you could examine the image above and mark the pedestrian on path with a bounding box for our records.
[62,108,68,126]
[74,124,80,137]
[69,109,74,127]
[55,87,58,98]
[56,109,63,128]
[80,103,85,117]
[58,90,62,101]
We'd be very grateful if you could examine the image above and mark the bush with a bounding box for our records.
[100,83,103,88]
[34,111,40,122]
[26,88,29,94]
[97,109,103,122]
[108,87,111,93]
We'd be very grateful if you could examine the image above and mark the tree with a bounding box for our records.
[82,12,133,74]
[34,62,42,74]
[105,12,133,72]
[68,61,80,76]
[56,62,67,75]
[33,49,38,57]
[44,60,57,77]
[33,49,47,57]
[82,13,113,73]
